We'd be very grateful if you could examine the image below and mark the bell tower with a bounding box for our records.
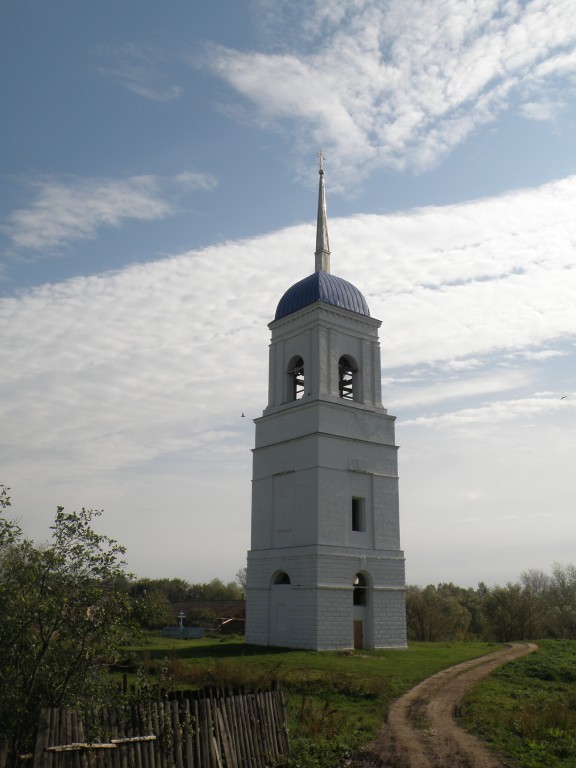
[245,159,406,650]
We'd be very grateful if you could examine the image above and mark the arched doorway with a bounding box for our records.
[269,571,292,646]
[353,572,371,649]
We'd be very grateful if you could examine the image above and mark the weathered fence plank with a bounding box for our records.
[33,687,289,768]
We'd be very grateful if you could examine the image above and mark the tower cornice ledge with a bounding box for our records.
[248,544,405,559]
[255,399,397,450]
[269,300,381,333]
[262,392,390,416]
[260,394,394,422]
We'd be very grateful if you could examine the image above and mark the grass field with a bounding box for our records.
[460,639,576,768]
[119,636,498,766]
[119,637,576,767]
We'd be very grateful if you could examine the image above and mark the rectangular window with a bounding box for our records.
[351,497,365,531]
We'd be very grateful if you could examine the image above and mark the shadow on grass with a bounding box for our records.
[131,640,304,661]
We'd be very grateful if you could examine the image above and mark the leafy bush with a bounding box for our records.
[0,489,133,764]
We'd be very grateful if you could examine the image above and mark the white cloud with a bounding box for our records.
[403,394,576,428]
[207,0,576,181]
[119,81,182,102]
[521,349,568,361]
[4,172,217,252]
[2,175,576,583]
[387,371,530,410]
[317,176,576,374]
[521,100,563,121]
[95,43,183,102]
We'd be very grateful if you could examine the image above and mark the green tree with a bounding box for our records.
[0,489,133,764]
[519,568,550,638]
[406,584,471,641]
[235,566,247,592]
[545,562,576,638]
[482,582,541,641]
[130,590,171,629]
[129,577,192,602]
[128,576,245,604]
[188,577,243,601]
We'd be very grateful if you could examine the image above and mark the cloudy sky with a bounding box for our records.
[2,0,576,588]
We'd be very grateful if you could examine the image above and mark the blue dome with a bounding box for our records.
[274,271,370,320]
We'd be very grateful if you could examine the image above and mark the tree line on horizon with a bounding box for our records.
[130,566,576,643]
[406,564,576,642]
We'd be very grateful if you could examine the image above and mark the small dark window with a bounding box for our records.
[353,573,367,606]
[352,497,365,531]
[273,571,291,585]
[339,356,357,400]
[288,357,305,400]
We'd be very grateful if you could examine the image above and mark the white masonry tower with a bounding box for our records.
[245,158,407,650]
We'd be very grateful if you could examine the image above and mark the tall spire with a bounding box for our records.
[315,151,331,273]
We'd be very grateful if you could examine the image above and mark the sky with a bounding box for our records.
[1,0,576,589]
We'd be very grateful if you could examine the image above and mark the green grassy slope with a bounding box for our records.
[119,637,498,766]
[461,640,576,768]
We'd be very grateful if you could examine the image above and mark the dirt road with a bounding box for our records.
[359,642,537,768]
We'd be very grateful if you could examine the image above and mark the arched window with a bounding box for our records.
[287,357,305,401]
[273,571,291,585]
[353,573,368,606]
[339,356,357,400]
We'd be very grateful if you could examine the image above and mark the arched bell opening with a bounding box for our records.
[338,355,358,401]
[287,356,305,401]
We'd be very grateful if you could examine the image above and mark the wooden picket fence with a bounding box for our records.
[32,686,289,768]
